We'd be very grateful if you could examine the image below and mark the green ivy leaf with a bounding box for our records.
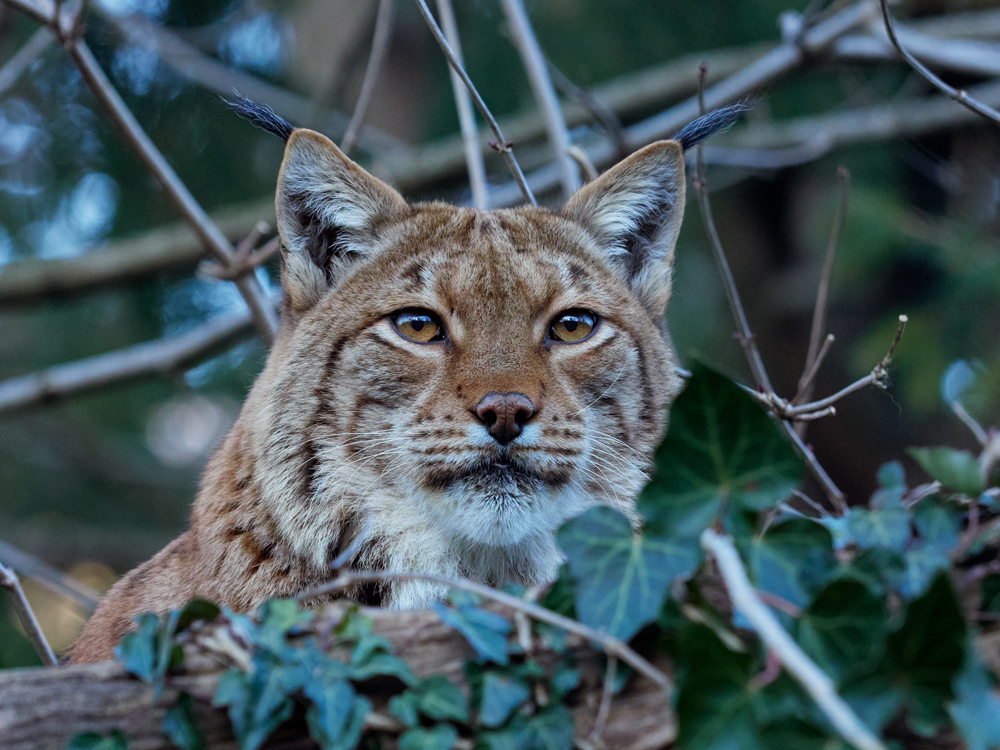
[213,657,301,750]
[948,637,1000,750]
[886,573,966,732]
[479,673,531,728]
[908,447,985,497]
[526,704,575,750]
[116,610,181,698]
[557,505,698,641]
[834,547,906,595]
[415,675,469,723]
[162,693,205,750]
[434,602,510,665]
[982,574,1000,613]
[66,731,129,750]
[389,691,421,727]
[475,719,532,750]
[746,519,836,609]
[900,504,960,599]
[254,599,311,654]
[303,678,370,750]
[399,725,458,750]
[794,580,887,683]
[176,600,221,633]
[847,504,910,552]
[638,362,802,538]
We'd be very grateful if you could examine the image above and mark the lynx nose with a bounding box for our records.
[474,392,535,445]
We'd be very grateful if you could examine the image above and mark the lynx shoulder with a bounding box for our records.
[66,103,743,663]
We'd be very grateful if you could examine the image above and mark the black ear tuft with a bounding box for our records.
[673,101,751,151]
[224,92,294,141]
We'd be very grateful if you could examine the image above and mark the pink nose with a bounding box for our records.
[474,392,535,445]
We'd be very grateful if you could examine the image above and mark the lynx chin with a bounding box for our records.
[67,101,744,663]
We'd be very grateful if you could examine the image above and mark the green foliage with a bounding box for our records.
[66,732,129,750]
[95,363,1000,750]
[908,447,985,497]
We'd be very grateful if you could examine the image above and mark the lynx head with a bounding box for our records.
[229,100,742,602]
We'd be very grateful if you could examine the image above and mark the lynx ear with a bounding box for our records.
[276,129,408,313]
[561,140,685,322]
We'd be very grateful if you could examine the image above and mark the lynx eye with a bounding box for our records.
[548,309,597,343]
[392,309,445,343]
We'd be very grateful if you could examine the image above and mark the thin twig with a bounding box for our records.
[0,539,99,611]
[0,25,50,97]
[798,167,850,403]
[795,334,835,406]
[952,402,989,447]
[0,561,57,666]
[298,570,672,694]
[878,0,1000,127]
[434,0,489,209]
[65,39,279,341]
[413,0,536,205]
[587,655,618,746]
[547,61,627,160]
[341,0,395,156]
[499,0,580,199]
[701,529,888,750]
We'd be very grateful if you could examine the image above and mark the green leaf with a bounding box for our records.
[886,573,966,730]
[162,693,205,750]
[899,504,960,599]
[638,362,802,538]
[213,657,301,750]
[834,547,905,595]
[116,610,181,698]
[794,580,887,683]
[941,360,977,404]
[982,574,1000,613]
[474,719,532,750]
[948,637,1000,750]
[176,600,220,633]
[527,704,575,750]
[557,505,698,641]
[303,679,370,750]
[66,731,129,750]
[399,725,458,750]
[389,691,421,727]
[434,603,510,665]
[254,599,311,654]
[847,504,910,552]
[416,675,469,723]
[746,519,836,609]
[479,673,530,728]
[908,447,985,497]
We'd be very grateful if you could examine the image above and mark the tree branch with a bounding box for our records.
[0,561,57,666]
[340,0,395,156]
[877,0,1000,126]
[413,0,536,205]
[298,569,673,695]
[0,25,49,97]
[434,0,489,209]
[701,528,888,750]
[0,539,99,612]
[499,0,580,199]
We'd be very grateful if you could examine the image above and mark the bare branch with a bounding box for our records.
[65,39,279,341]
[795,334,835,406]
[434,0,489,209]
[952,402,989,447]
[413,0,536,205]
[701,529,888,750]
[0,539,99,612]
[0,562,57,666]
[500,0,580,199]
[298,569,673,695]
[878,0,1000,127]
[341,0,395,156]
[0,25,49,97]
[800,167,850,401]
[0,304,267,415]
[547,62,627,161]
[587,655,618,746]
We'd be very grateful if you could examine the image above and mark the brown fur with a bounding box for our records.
[67,131,688,663]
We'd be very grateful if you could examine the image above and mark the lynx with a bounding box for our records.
[67,101,741,663]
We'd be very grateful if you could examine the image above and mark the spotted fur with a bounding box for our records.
[67,130,689,663]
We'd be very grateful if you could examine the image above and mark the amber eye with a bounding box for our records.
[548,310,597,343]
[392,309,445,343]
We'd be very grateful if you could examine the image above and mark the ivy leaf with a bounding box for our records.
[479,673,531,728]
[254,599,311,654]
[162,693,205,750]
[389,691,421,727]
[527,704,575,750]
[303,678,370,750]
[415,675,469,723]
[908,447,984,497]
[116,610,181,698]
[941,360,977,404]
[638,362,802,538]
[981,574,1000,613]
[66,731,129,750]
[346,633,416,685]
[886,573,966,731]
[847,505,910,552]
[948,637,1000,750]
[746,519,836,609]
[399,725,458,750]
[834,547,905,596]
[557,506,698,641]
[900,504,960,599]
[794,580,887,683]
[434,602,510,665]
[213,658,301,750]
[475,719,532,750]
[176,600,220,633]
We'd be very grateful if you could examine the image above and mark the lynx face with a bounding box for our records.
[229,129,688,605]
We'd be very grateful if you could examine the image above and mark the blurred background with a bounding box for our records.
[1,0,999,667]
